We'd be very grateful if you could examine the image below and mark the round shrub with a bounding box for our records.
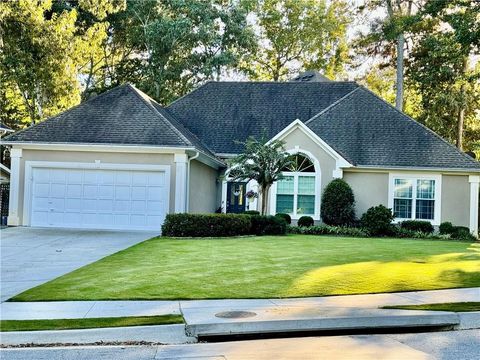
[243,210,260,215]
[360,205,395,236]
[298,215,314,227]
[451,226,475,240]
[321,179,356,226]
[400,220,434,234]
[275,213,291,224]
[439,222,455,235]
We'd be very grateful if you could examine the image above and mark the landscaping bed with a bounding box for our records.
[10,235,480,301]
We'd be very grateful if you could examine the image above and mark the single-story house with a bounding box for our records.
[3,74,480,235]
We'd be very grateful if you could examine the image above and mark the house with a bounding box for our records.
[3,75,480,235]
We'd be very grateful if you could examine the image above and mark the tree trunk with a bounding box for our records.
[456,58,468,151]
[260,185,270,215]
[395,33,404,111]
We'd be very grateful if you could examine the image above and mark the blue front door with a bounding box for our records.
[226,182,247,213]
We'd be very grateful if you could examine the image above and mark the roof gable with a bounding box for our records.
[167,81,358,154]
[306,87,480,170]
[4,84,215,157]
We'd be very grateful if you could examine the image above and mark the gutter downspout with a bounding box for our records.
[185,151,200,212]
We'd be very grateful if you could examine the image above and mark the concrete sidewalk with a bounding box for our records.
[1,287,478,320]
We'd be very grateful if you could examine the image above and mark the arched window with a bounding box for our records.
[276,153,317,217]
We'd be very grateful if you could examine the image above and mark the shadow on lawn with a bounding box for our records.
[284,251,480,297]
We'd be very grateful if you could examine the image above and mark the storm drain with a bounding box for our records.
[215,311,257,319]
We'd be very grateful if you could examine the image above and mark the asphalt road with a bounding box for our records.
[1,329,479,360]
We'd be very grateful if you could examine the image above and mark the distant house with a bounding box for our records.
[3,73,479,235]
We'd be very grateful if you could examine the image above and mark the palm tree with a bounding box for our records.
[226,137,293,215]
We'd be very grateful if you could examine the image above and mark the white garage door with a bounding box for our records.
[29,167,168,230]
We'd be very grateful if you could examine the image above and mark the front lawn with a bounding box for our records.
[11,235,480,301]
[0,315,183,332]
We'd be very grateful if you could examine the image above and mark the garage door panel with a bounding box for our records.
[30,167,168,230]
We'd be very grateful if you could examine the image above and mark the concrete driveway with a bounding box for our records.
[0,227,158,302]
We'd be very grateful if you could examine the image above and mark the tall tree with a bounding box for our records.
[242,0,350,81]
[407,0,480,151]
[85,0,256,104]
[356,0,419,110]
[0,0,125,129]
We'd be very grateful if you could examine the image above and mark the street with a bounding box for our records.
[1,329,479,360]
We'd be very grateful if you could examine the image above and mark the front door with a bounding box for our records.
[226,182,247,213]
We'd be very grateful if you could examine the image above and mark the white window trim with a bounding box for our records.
[22,161,171,227]
[270,149,321,220]
[388,173,442,225]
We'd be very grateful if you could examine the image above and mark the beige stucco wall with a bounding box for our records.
[281,127,337,190]
[343,171,389,218]
[15,149,176,225]
[442,175,470,227]
[188,159,219,213]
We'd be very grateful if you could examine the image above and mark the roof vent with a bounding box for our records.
[290,70,331,82]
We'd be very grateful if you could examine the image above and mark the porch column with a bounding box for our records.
[469,175,479,236]
[174,153,188,213]
[7,148,22,226]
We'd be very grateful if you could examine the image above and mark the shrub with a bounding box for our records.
[297,216,314,227]
[400,220,434,234]
[243,210,260,215]
[162,213,251,237]
[360,205,395,236]
[451,226,476,241]
[439,222,455,235]
[288,224,369,237]
[250,215,287,235]
[275,213,291,224]
[320,179,356,226]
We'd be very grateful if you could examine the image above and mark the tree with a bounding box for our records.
[242,0,350,81]
[0,0,125,128]
[226,137,293,215]
[406,0,480,150]
[86,0,256,104]
[356,0,420,110]
[320,179,355,226]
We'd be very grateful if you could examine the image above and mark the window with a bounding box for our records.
[276,153,317,217]
[392,177,438,221]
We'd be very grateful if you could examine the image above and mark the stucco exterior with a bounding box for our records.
[441,175,470,227]
[188,159,219,213]
[11,148,177,226]
[343,171,389,218]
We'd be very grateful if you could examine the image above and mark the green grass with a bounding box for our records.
[0,315,183,332]
[383,302,480,312]
[10,235,480,301]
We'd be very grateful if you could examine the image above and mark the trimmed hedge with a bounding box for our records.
[275,213,292,224]
[360,205,395,236]
[400,220,434,234]
[251,215,287,235]
[298,216,314,227]
[161,213,251,237]
[320,179,356,226]
[288,225,369,237]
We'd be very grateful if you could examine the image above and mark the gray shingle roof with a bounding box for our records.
[167,81,359,154]
[305,87,480,169]
[4,84,216,157]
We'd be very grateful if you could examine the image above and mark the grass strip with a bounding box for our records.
[0,314,183,332]
[382,302,480,312]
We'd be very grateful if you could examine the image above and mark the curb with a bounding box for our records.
[0,324,197,346]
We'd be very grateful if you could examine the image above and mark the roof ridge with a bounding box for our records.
[166,81,213,108]
[3,84,132,142]
[304,86,361,125]
[125,84,193,147]
[357,85,480,167]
